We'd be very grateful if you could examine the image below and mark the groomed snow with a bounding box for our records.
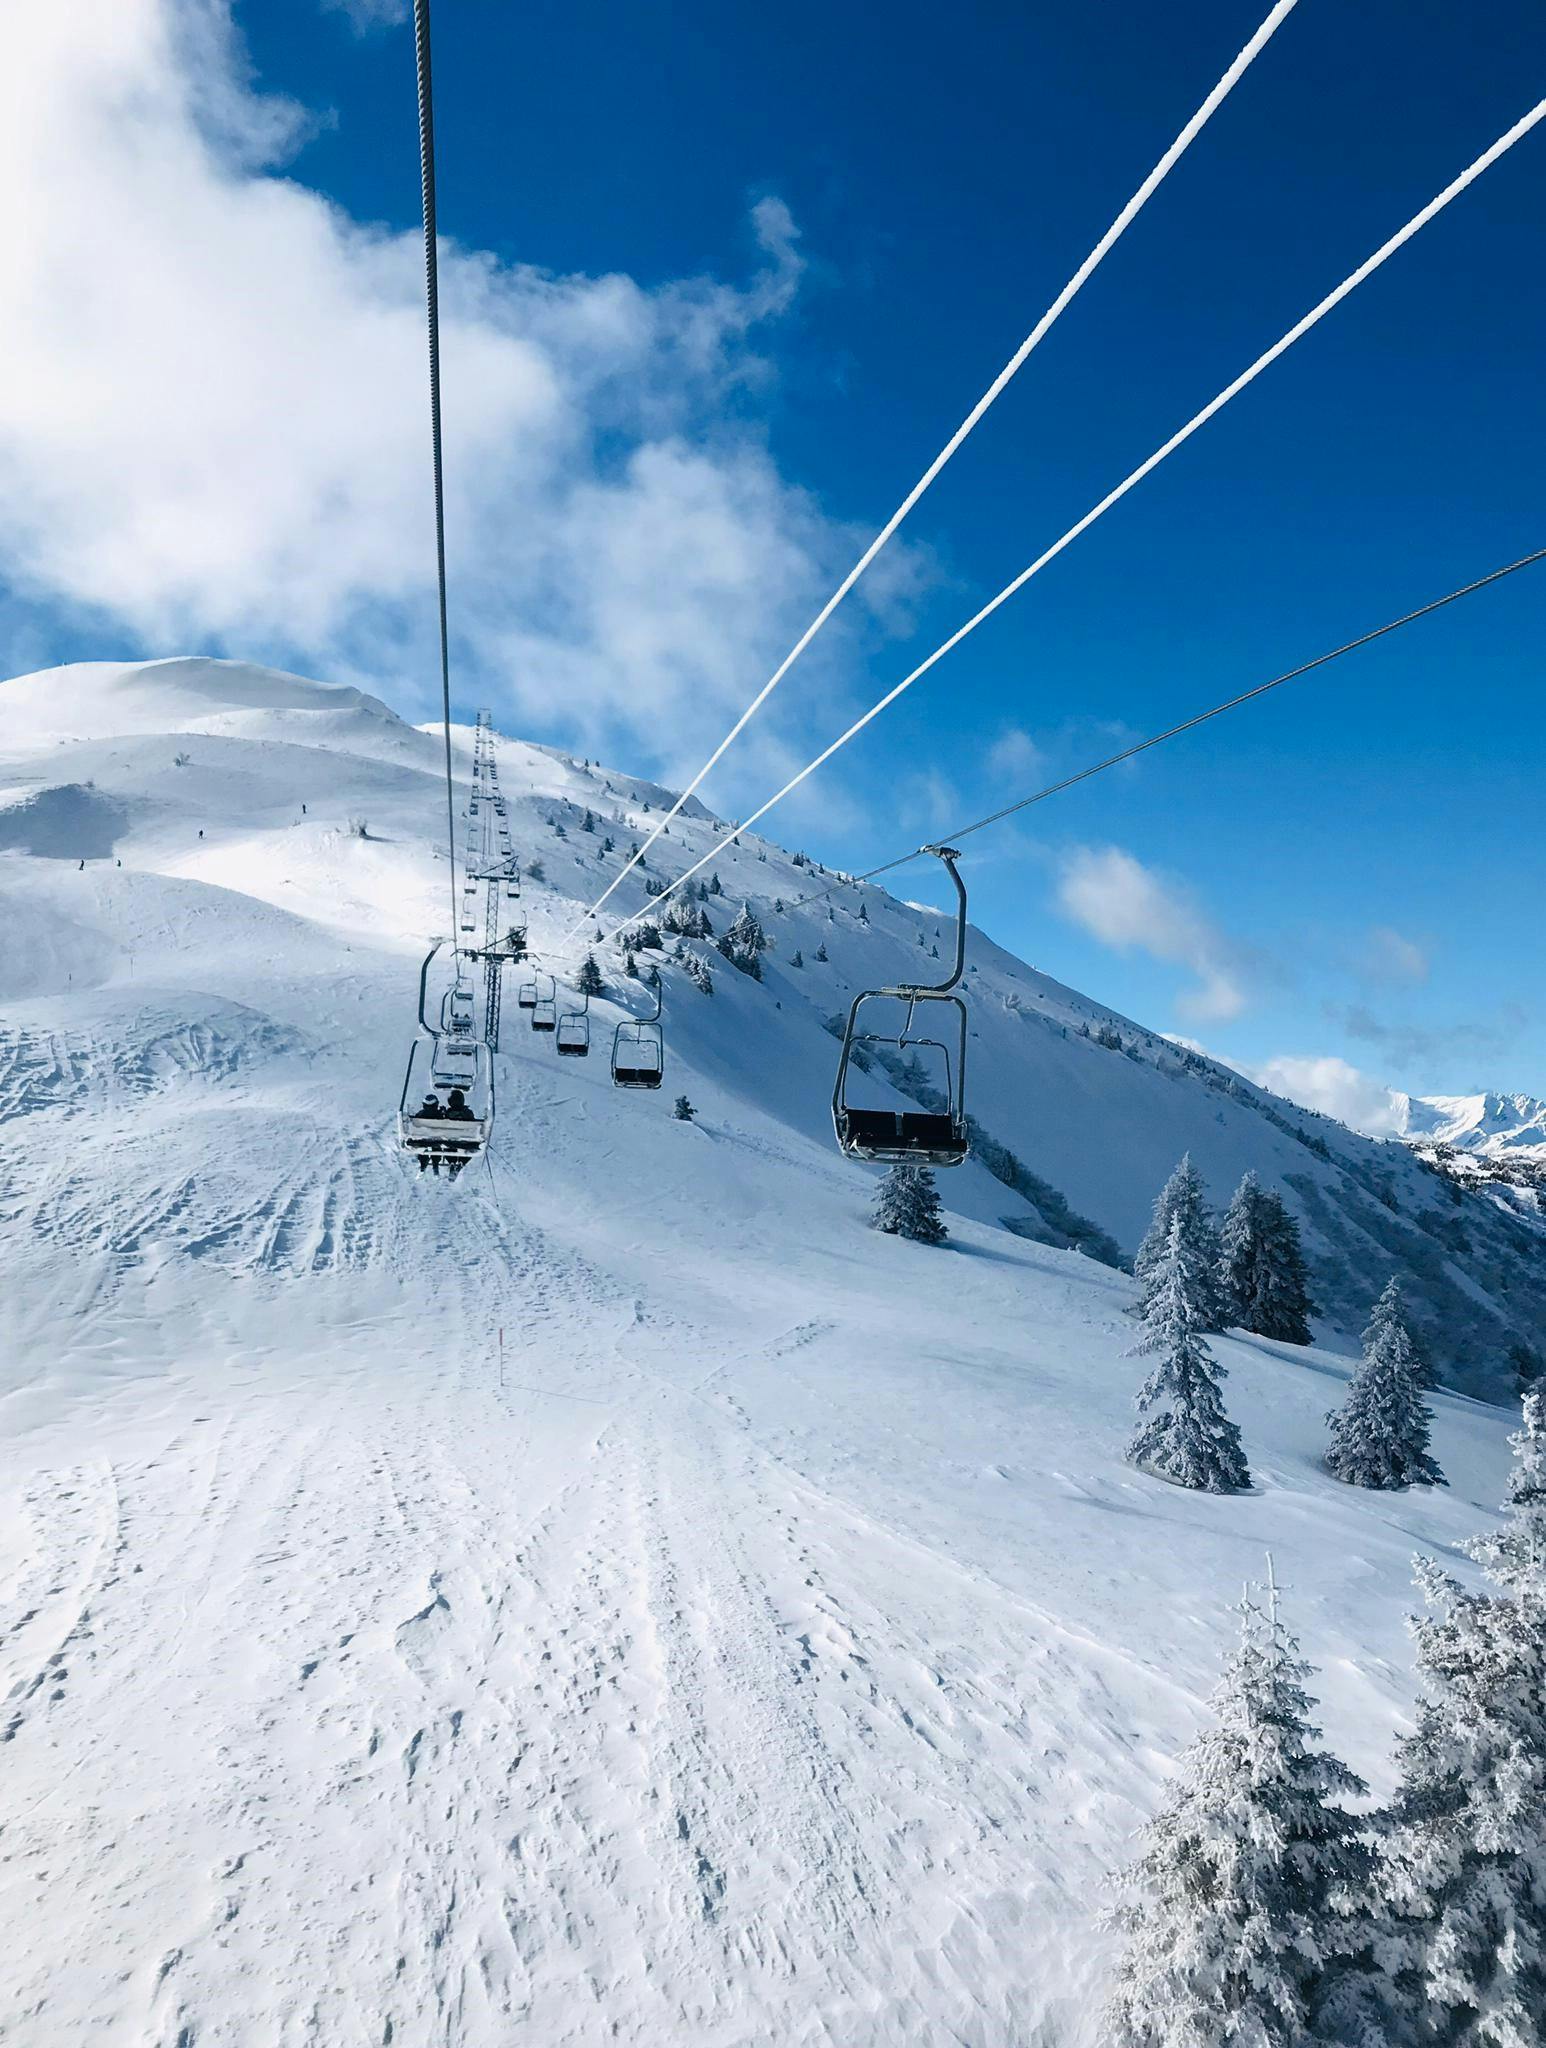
[0,658,1523,2046]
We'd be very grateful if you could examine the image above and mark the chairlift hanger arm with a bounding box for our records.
[870,844,965,999]
[416,938,445,1031]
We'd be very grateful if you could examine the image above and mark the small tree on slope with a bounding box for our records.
[1136,1155,1226,1331]
[1324,1281,1445,1491]
[1127,1215,1250,1493]
[1218,1173,1317,1345]
[1374,1393,1546,2046]
[576,951,605,997]
[1107,1579,1371,2046]
[873,1164,946,1246]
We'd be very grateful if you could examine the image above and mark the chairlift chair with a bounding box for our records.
[612,975,663,1089]
[529,973,557,1033]
[397,941,493,1177]
[556,990,590,1058]
[831,845,970,1167]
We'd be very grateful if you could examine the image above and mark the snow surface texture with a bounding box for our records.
[0,657,1532,2046]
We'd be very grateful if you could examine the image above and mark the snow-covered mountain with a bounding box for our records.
[1395,1089,1546,1159]
[0,657,1532,2046]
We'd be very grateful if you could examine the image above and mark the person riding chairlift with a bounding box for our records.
[444,1088,475,1121]
[418,1093,444,1120]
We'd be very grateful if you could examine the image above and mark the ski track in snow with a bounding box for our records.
[0,658,1526,2046]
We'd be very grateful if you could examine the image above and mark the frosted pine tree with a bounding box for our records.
[1218,1173,1316,1344]
[1376,1396,1546,2046]
[1107,1577,1372,2046]
[1136,1155,1226,1331]
[1324,1282,1444,1490]
[872,1164,947,1246]
[576,951,605,997]
[1127,1215,1249,1493]
[1471,1389,1546,1596]
[1362,1274,1437,1390]
[717,903,767,979]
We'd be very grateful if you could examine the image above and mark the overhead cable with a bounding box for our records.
[412,0,462,943]
[782,545,1546,910]
[606,96,1546,939]
[562,0,1303,942]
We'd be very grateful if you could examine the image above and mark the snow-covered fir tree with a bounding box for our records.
[1136,1156,1226,1332]
[1360,1273,1436,1390]
[717,903,768,980]
[673,1095,695,1122]
[663,897,712,940]
[1471,1388,1546,1596]
[872,1164,946,1246]
[814,941,828,962]
[1127,1214,1249,1493]
[790,949,804,969]
[1374,1397,1546,2046]
[1324,1282,1445,1491]
[678,950,713,996]
[576,952,605,997]
[1107,1578,1372,2046]
[1217,1172,1316,1344]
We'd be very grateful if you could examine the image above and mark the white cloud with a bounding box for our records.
[1364,924,1429,983]
[0,3,903,789]
[986,726,1045,781]
[1249,1054,1407,1137]
[322,0,409,31]
[1055,845,1245,1021]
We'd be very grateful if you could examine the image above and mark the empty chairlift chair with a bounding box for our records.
[530,974,557,1034]
[556,990,590,1058]
[445,986,475,1039]
[612,976,663,1090]
[831,845,970,1167]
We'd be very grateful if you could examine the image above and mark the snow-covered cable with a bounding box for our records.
[561,0,1303,943]
[612,96,1546,937]
[782,544,1546,911]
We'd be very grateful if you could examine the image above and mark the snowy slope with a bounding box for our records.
[0,657,1530,2048]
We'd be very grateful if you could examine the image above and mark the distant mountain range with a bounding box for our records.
[1393,1091,1546,1160]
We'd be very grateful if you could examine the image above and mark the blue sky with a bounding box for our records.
[4,1,1544,1113]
